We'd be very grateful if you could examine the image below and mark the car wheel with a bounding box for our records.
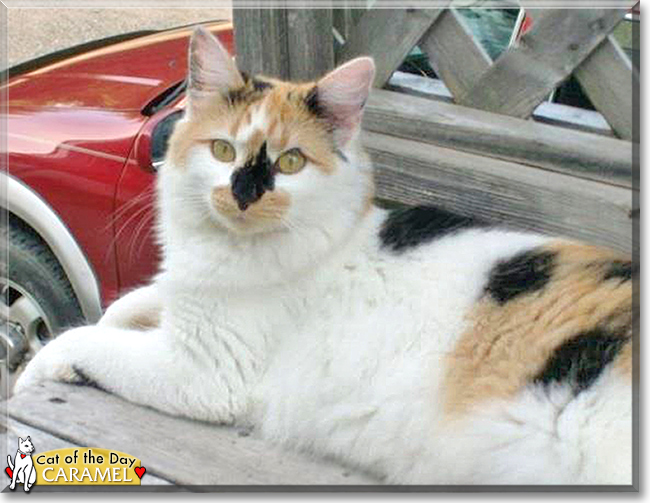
[0,218,85,398]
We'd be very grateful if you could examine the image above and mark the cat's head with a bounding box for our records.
[161,26,375,244]
[18,436,34,454]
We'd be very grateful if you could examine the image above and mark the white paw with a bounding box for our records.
[14,326,96,394]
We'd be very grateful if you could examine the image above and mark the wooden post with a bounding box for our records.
[233,5,290,79]
[233,2,334,81]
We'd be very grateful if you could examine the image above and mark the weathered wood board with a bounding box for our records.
[363,131,633,254]
[459,9,630,119]
[574,35,637,141]
[419,8,491,101]
[387,71,615,137]
[363,89,632,188]
[2,383,378,487]
[336,8,446,86]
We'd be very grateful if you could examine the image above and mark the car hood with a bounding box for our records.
[5,20,233,112]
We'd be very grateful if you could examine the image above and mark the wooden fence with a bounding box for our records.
[232,4,638,254]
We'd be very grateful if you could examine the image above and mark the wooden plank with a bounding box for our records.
[336,7,447,86]
[5,383,377,486]
[333,5,365,43]
[363,131,634,254]
[533,102,613,136]
[386,72,615,136]
[286,8,335,81]
[363,88,632,187]
[459,9,629,118]
[419,8,491,100]
[574,35,636,141]
[233,5,290,79]
[1,418,172,486]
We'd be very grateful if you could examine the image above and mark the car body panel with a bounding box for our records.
[6,21,234,112]
[3,21,233,309]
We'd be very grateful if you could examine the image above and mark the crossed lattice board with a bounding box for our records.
[335,4,637,140]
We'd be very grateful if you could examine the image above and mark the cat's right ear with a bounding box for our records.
[18,437,23,444]
[187,26,244,108]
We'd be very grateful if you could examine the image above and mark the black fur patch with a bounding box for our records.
[305,86,327,119]
[485,249,557,304]
[71,366,105,391]
[379,206,487,252]
[533,328,629,394]
[227,75,273,105]
[252,78,273,92]
[335,149,348,162]
[604,260,637,282]
[231,142,275,211]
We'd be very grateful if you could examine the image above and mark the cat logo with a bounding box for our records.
[5,442,146,488]
[6,436,36,492]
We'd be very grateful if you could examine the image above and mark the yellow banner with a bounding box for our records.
[32,448,143,486]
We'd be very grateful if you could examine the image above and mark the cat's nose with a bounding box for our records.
[230,142,274,211]
[231,168,267,211]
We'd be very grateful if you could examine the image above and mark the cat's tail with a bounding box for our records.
[7,455,13,470]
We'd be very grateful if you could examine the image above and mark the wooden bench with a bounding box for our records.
[2,382,378,488]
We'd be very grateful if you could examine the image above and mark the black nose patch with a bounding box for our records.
[231,142,275,211]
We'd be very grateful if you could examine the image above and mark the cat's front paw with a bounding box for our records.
[14,326,96,394]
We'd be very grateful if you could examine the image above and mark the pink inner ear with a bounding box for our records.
[317,57,375,133]
[188,26,244,98]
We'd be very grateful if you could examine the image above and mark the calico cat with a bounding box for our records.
[16,27,634,485]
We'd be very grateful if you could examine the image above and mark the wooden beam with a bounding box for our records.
[286,8,335,81]
[386,71,615,137]
[363,89,632,188]
[363,131,633,254]
[233,5,290,79]
[459,9,629,118]
[419,8,491,100]
[6,382,377,486]
[574,35,637,141]
[336,7,447,87]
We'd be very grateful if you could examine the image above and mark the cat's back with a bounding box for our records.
[371,205,634,483]
[375,205,633,404]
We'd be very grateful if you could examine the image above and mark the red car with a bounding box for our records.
[1,21,234,394]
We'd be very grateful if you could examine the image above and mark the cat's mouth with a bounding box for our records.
[211,186,291,234]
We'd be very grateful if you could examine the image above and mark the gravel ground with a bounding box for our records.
[6,6,232,67]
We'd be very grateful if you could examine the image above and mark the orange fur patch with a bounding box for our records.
[442,241,633,417]
[212,185,291,224]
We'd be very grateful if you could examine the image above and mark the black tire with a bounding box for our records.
[1,216,85,339]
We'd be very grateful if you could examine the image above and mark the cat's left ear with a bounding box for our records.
[187,26,245,106]
[312,57,375,146]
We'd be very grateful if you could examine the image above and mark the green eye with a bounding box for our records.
[212,139,236,162]
[276,149,306,175]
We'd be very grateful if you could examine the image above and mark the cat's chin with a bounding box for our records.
[210,212,288,237]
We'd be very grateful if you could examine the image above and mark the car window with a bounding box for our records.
[151,110,184,168]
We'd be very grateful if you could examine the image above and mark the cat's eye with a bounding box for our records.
[275,149,306,175]
[212,139,236,163]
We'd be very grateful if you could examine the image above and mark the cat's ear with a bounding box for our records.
[18,438,23,444]
[187,26,244,105]
[313,57,375,146]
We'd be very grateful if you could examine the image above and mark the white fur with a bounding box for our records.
[15,34,632,484]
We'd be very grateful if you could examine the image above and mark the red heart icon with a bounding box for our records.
[134,466,146,479]
[5,467,13,479]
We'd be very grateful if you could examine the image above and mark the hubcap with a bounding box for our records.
[0,279,54,398]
